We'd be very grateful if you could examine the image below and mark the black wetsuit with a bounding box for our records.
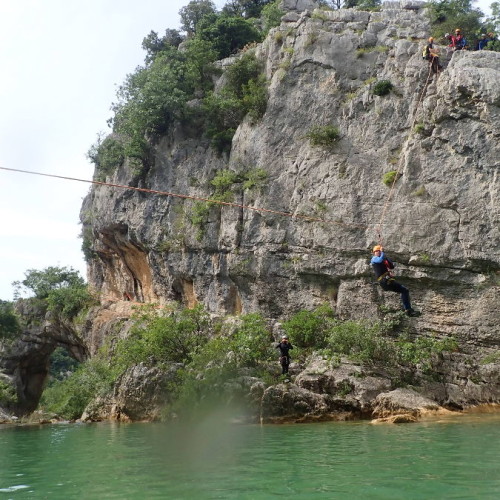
[371,252,412,311]
[276,341,293,374]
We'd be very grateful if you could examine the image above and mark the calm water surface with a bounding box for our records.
[1,412,500,499]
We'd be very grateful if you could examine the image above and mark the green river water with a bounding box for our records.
[1,412,500,499]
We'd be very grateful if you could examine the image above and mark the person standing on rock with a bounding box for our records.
[276,335,293,375]
[423,37,442,74]
[370,245,420,317]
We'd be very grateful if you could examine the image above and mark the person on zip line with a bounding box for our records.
[371,245,420,317]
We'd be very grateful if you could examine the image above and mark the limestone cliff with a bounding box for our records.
[2,1,499,422]
[83,1,499,346]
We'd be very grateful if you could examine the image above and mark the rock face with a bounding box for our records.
[74,2,499,420]
[81,3,499,340]
[81,363,181,422]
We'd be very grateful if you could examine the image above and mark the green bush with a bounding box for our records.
[306,125,340,148]
[172,312,274,417]
[46,285,96,320]
[0,379,16,406]
[486,39,500,51]
[112,304,212,370]
[326,320,397,364]
[282,304,335,348]
[396,334,458,372]
[209,167,268,203]
[40,357,114,420]
[261,0,285,34]
[382,170,400,186]
[87,135,125,179]
[203,53,267,152]
[0,301,20,340]
[372,80,393,96]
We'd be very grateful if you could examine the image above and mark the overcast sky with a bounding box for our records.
[0,0,493,301]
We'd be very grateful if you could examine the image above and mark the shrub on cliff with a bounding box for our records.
[112,304,212,370]
[0,301,20,340]
[282,304,335,348]
[305,125,341,148]
[372,80,393,96]
[203,52,268,153]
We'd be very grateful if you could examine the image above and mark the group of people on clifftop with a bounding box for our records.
[423,29,497,74]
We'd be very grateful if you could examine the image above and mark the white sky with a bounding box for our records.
[0,0,494,301]
[0,0,225,301]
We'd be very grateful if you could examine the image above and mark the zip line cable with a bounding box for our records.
[1,60,438,241]
[0,166,370,230]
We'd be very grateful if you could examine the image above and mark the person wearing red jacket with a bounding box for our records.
[449,28,466,50]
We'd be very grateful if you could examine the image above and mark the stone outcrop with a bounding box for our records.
[0,300,87,416]
[81,362,181,422]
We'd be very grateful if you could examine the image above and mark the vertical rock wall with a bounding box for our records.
[82,3,499,353]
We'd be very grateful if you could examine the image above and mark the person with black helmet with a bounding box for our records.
[370,245,420,317]
[276,335,293,375]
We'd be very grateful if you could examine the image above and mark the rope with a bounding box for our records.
[0,54,442,245]
[375,57,437,244]
[0,166,369,230]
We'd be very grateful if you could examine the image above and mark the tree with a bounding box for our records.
[142,29,185,64]
[0,300,20,340]
[261,0,285,34]
[484,1,500,33]
[428,0,485,41]
[222,0,273,18]
[13,266,85,300]
[179,0,217,34]
[197,15,263,59]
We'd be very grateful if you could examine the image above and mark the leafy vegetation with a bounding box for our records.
[282,304,334,348]
[87,1,272,174]
[0,301,20,340]
[12,266,95,320]
[40,357,114,420]
[305,125,341,148]
[40,304,275,419]
[382,170,401,187]
[37,298,462,420]
[0,379,16,406]
[188,167,268,238]
[372,80,393,96]
[203,52,268,153]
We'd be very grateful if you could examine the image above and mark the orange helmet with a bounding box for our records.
[373,245,383,252]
